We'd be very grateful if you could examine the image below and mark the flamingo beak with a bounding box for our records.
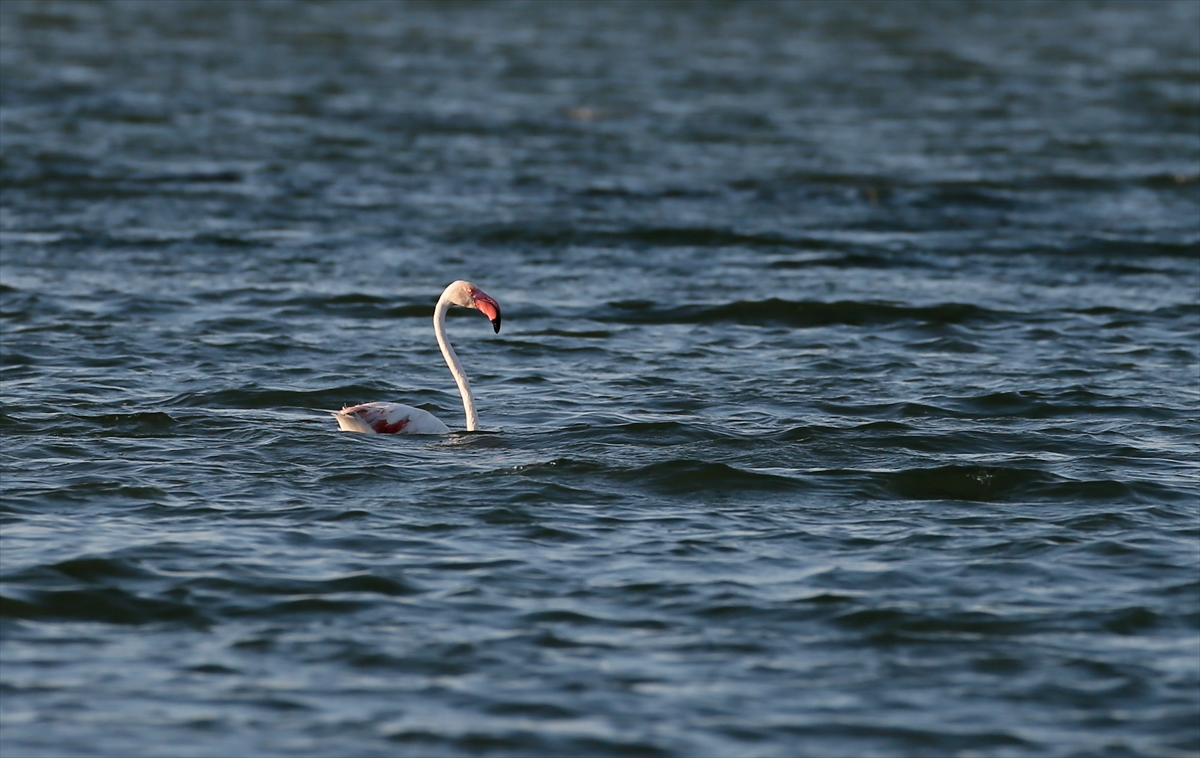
[472,289,502,333]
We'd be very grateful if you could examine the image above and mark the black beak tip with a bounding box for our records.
[492,316,501,334]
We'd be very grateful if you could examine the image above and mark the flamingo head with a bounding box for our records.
[446,280,502,333]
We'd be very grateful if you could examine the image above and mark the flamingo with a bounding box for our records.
[333,280,501,434]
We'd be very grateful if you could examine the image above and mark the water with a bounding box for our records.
[2,1,1198,756]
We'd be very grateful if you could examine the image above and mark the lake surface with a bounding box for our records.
[2,1,1198,756]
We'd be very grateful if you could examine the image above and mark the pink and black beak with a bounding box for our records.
[471,288,502,333]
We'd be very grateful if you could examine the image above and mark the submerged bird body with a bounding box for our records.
[334,402,450,435]
[333,280,501,434]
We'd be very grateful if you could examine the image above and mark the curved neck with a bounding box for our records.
[434,293,479,431]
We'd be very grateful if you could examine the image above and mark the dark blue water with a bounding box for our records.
[2,2,1198,756]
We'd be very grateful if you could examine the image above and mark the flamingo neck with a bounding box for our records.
[434,292,479,431]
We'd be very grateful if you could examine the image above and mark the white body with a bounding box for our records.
[334,401,450,434]
[332,280,501,434]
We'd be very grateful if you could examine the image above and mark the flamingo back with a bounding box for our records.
[334,402,451,435]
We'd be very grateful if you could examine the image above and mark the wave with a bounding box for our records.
[864,465,1188,503]
[449,223,833,251]
[0,554,422,627]
[477,455,806,497]
[448,221,1199,263]
[622,458,807,494]
[593,298,1002,327]
[818,388,1182,421]
[0,587,207,626]
[546,419,734,446]
[831,601,1165,640]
